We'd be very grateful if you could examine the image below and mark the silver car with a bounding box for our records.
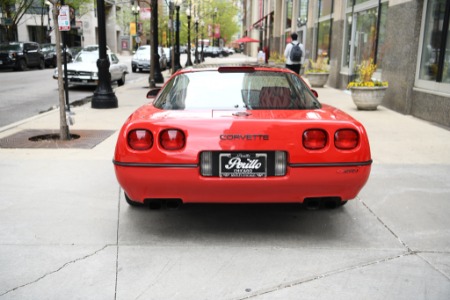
[131,45,167,72]
[53,51,128,86]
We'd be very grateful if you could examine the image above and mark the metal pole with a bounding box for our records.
[91,0,118,108]
[150,0,164,86]
[185,4,193,67]
[194,19,199,64]
[173,5,182,72]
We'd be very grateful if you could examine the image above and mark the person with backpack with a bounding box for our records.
[284,32,305,75]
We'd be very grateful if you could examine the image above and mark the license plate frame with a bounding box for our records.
[219,152,267,178]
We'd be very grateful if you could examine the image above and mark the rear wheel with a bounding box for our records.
[118,73,126,86]
[16,59,27,71]
[125,193,144,207]
[39,58,45,69]
[132,66,136,73]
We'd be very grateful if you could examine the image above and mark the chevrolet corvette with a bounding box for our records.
[113,65,372,209]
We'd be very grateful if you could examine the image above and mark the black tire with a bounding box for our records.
[39,58,45,69]
[118,73,126,86]
[16,59,27,71]
[132,66,136,73]
[125,193,144,207]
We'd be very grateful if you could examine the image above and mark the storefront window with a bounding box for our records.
[419,0,450,83]
[285,0,293,30]
[343,1,387,74]
[317,20,331,58]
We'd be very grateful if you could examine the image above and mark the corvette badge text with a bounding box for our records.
[219,134,269,141]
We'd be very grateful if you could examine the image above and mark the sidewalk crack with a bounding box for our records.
[0,245,109,297]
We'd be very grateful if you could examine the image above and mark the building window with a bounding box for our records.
[343,0,387,78]
[315,0,333,60]
[298,0,309,26]
[319,0,333,17]
[418,0,450,84]
[317,20,331,58]
[285,0,293,30]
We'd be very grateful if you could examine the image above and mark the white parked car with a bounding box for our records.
[53,50,128,86]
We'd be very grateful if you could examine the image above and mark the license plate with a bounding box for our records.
[219,153,267,178]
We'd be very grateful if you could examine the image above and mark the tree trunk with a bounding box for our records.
[52,4,70,140]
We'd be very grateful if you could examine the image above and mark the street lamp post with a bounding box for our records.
[194,16,200,64]
[173,0,182,72]
[131,1,140,51]
[185,6,193,67]
[150,0,164,86]
[92,0,118,109]
[212,8,217,47]
[200,20,204,62]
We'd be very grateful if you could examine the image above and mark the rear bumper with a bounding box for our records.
[113,162,371,204]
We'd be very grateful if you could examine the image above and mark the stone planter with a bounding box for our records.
[350,86,388,110]
[305,72,329,87]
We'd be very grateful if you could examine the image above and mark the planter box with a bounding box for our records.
[350,86,388,110]
[305,73,329,87]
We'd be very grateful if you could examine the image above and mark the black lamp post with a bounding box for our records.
[185,5,193,67]
[212,8,217,47]
[194,16,200,64]
[173,0,182,72]
[200,20,204,62]
[150,0,164,86]
[131,1,140,51]
[92,0,118,109]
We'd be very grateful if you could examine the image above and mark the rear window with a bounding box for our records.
[154,70,321,110]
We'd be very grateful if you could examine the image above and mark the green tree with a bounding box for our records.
[178,0,239,46]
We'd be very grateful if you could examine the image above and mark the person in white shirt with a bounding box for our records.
[284,32,305,75]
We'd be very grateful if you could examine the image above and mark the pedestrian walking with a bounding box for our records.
[284,32,305,75]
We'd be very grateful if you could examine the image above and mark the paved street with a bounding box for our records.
[0,54,449,299]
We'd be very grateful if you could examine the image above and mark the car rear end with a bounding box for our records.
[113,66,372,207]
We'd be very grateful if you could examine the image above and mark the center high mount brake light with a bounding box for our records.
[218,66,256,73]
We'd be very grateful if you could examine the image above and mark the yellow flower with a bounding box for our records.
[347,59,389,89]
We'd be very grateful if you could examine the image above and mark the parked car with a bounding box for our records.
[53,50,128,86]
[40,43,72,68]
[203,46,219,58]
[113,65,372,209]
[131,45,167,73]
[0,41,45,71]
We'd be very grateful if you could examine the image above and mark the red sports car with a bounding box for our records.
[113,66,372,209]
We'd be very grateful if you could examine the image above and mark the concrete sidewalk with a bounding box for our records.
[1,56,449,299]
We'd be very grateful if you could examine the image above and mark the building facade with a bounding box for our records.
[1,0,125,53]
[246,0,450,128]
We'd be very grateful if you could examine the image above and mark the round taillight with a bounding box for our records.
[335,129,359,150]
[160,129,185,150]
[303,129,327,150]
[127,129,153,150]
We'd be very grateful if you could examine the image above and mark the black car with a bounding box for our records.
[0,41,45,71]
[41,43,72,68]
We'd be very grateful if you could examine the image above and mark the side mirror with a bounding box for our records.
[146,88,161,99]
[311,89,319,98]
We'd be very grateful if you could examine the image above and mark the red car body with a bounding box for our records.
[113,66,372,208]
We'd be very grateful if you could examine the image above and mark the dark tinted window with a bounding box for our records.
[154,70,321,110]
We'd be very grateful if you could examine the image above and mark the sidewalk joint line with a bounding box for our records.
[236,251,412,300]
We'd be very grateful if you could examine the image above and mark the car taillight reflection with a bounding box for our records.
[160,129,185,150]
[303,129,327,150]
[335,129,359,150]
[128,129,153,150]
